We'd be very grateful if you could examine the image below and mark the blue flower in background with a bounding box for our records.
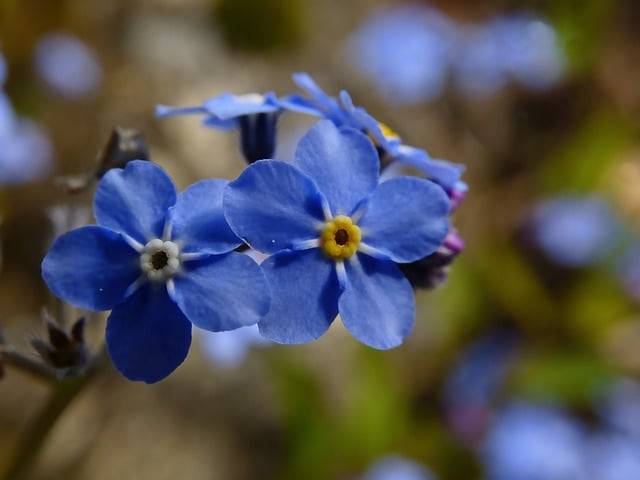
[42,161,270,383]
[200,323,270,368]
[482,402,587,480]
[224,121,450,349]
[280,73,464,191]
[34,32,102,99]
[490,15,565,91]
[599,378,640,440]
[586,433,640,480]
[347,5,456,105]
[454,15,564,97]
[0,52,7,86]
[618,246,640,302]
[363,455,437,480]
[0,118,54,186]
[530,197,620,267]
[156,92,281,163]
[442,330,518,442]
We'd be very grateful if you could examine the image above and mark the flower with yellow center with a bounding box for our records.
[320,215,362,260]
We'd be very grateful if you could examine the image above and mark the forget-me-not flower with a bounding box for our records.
[347,5,456,105]
[156,92,281,164]
[363,455,437,480]
[280,73,464,192]
[42,161,270,383]
[529,197,620,267]
[34,32,102,99]
[224,120,450,349]
[482,402,587,480]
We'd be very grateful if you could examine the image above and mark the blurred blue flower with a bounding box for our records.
[454,15,564,97]
[281,73,464,191]
[0,52,7,86]
[34,32,102,99]
[443,330,518,441]
[491,15,565,91]
[200,323,270,368]
[585,433,640,480]
[348,5,456,105]
[224,121,450,349]
[363,455,437,480]
[0,118,54,186]
[618,246,640,302]
[156,92,281,163]
[530,197,619,267]
[482,402,587,480]
[599,378,640,439]
[42,161,270,383]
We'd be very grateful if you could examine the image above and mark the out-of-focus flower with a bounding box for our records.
[618,246,640,301]
[156,93,281,163]
[442,330,518,442]
[363,455,437,480]
[482,403,587,480]
[599,378,640,439]
[280,73,464,191]
[200,324,270,368]
[347,5,456,105]
[224,121,450,349]
[585,433,640,480]
[454,15,564,97]
[42,161,270,383]
[0,52,7,86]
[34,32,102,99]
[529,197,620,267]
[0,118,54,186]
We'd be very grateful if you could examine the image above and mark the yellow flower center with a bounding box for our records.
[320,215,361,260]
[377,121,399,141]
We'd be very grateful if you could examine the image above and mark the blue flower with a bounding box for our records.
[156,92,281,164]
[585,433,640,480]
[42,161,270,383]
[280,73,464,191]
[454,15,564,97]
[363,455,437,480]
[347,5,456,105]
[529,197,620,267]
[0,116,54,186]
[34,32,102,99]
[482,402,587,480]
[224,121,450,349]
[199,323,270,368]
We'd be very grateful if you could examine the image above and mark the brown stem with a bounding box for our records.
[0,349,108,480]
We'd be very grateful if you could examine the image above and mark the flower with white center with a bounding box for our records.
[42,161,271,383]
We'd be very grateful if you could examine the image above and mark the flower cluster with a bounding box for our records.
[42,73,466,382]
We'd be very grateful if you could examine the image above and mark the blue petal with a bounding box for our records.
[202,92,279,120]
[171,252,270,332]
[295,121,379,216]
[339,253,414,349]
[42,225,140,311]
[393,145,464,190]
[293,72,332,101]
[224,160,326,253]
[359,177,450,263]
[170,179,241,254]
[258,249,340,344]
[94,160,176,243]
[277,93,325,117]
[106,284,192,383]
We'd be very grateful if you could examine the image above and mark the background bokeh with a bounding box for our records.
[1,0,640,479]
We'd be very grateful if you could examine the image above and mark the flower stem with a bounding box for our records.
[0,349,108,480]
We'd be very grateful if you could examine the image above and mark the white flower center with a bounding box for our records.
[140,239,181,282]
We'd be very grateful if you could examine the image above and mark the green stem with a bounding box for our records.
[1,349,108,480]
